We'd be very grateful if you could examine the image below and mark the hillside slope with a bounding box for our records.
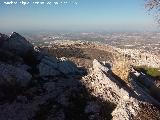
[0,33,159,120]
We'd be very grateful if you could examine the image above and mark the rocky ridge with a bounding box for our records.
[0,33,159,120]
[82,59,160,120]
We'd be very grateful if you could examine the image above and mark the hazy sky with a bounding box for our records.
[0,0,158,32]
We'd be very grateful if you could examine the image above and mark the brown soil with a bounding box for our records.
[42,42,130,81]
[43,43,114,69]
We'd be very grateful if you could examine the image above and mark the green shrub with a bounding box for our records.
[134,66,160,78]
[146,68,160,78]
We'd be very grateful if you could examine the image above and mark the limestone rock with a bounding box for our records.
[91,59,130,104]
[1,32,34,56]
[82,59,160,120]
[38,56,60,77]
[112,98,140,120]
[0,62,32,87]
[58,57,80,75]
[38,56,80,77]
[93,59,109,73]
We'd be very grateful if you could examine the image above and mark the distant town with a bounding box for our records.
[22,32,160,56]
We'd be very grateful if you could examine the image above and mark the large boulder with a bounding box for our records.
[58,57,80,75]
[38,56,80,77]
[38,56,60,77]
[1,32,34,56]
[0,62,32,87]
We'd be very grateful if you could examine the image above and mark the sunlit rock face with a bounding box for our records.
[82,59,160,120]
[84,59,139,119]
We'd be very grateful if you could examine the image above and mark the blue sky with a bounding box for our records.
[0,0,158,32]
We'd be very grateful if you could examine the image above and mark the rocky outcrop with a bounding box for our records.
[58,57,80,75]
[0,62,32,87]
[82,59,160,120]
[0,32,81,78]
[38,56,80,77]
[84,59,131,104]
[38,56,60,76]
[0,77,81,120]
[1,32,34,56]
[0,33,8,45]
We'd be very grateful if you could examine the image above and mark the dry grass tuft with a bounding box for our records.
[112,54,131,82]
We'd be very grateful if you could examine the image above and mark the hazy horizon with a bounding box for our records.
[0,0,159,32]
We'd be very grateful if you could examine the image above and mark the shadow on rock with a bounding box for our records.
[0,32,116,120]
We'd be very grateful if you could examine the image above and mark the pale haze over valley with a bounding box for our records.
[0,0,159,32]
